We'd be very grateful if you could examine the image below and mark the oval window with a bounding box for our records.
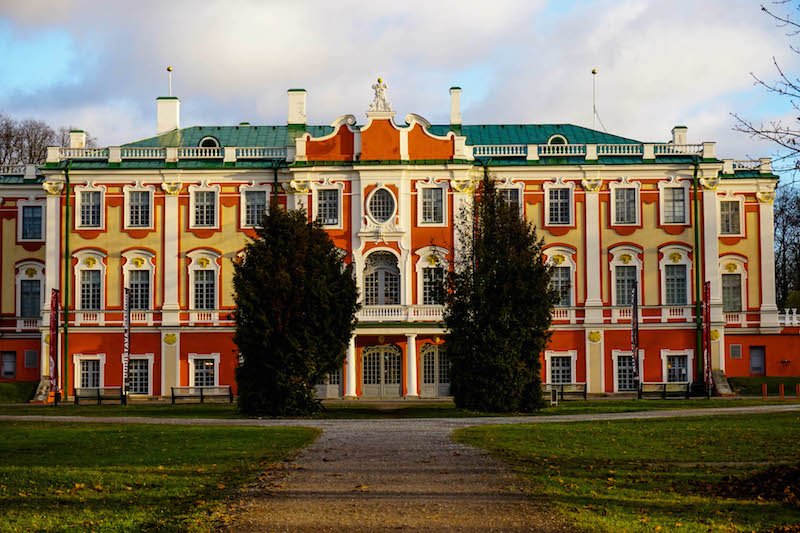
[368,189,396,223]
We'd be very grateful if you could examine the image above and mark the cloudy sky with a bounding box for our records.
[0,0,796,160]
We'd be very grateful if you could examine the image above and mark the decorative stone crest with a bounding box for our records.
[42,181,64,195]
[724,262,737,273]
[450,178,476,194]
[710,329,720,341]
[284,179,310,194]
[25,267,37,278]
[551,254,565,265]
[83,257,97,268]
[163,333,177,346]
[161,182,182,196]
[131,257,145,268]
[426,254,439,267]
[620,254,632,265]
[581,178,602,192]
[757,189,775,204]
[669,252,682,263]
[700,176,720,190]
[197,257,210,268]
[368,77,392,113]
[588,331,602,343]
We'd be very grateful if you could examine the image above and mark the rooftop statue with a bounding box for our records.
[369,77,392,113]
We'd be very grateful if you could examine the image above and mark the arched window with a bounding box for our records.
[364,251,400,305]
[547,134,568,145]
[198,136,219,148]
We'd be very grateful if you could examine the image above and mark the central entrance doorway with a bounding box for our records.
[421,344,450,397]
[362,345,402,397]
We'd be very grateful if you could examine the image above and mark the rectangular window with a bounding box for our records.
[129,359,149,394]
[614,188,637,224]
[422,267,445,305]
[616,355,637,391]
[730,344,742,359]
[193,358,215,387]
[548,188,570,225]
[24,350,38,369]
[128,270,150,310]
[21,205,43,239]
[20,279,41,318]
[722,273,742,312]
[500,189,521,214]
[80,359,100,388]
[663,187,686,224]
[316,189,339,226]
[80,191,101,227]
[244,190,267,227]
[549,266,571,306]
[128,190,151,228]
[421,188,444,224]
[615,265,637,306]
[1,352,15,379]
[80,270,101,310]
[720,201,741,235]
[550,356,572,384]
[193,191,216,227]
[193,270,215,310]
[667,355,688,382]
[665,264,687,306]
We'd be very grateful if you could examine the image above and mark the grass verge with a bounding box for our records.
[0,421,318,531]
[454,413,800,532]
[728,376,800,396]
[0,381,37,403]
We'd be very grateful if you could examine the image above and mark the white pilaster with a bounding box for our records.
[759,198,779,330]
[405,333,418,397]
[41,181,63,370]
[583,186,603,322]
[345,335,357,398]
[702,189,723,323]
[161,184,180,325]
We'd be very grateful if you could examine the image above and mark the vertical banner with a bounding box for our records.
[630,279,639,382]
[49,289,60,400]
[703,281,712,394]
[122,287,130,404]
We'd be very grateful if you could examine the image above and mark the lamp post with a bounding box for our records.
[691,155,705,393]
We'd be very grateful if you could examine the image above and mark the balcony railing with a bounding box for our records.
[473,145,527,157]
[48,146,288,165]
[538,144,587,157]
[356,305,445,322]
[780,308,798,327]
[16,318,40,331]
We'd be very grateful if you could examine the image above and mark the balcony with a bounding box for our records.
[47,146,289,165]
[781,308,799,327]
[357,305,445,323]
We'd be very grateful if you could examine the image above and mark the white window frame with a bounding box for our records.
[658,245,692,318]
[73,353,106,389]
[660,349,693,383]
[188,352,220,387]
[544,350,578,385]
[363,249,403,306]
[543,179,574,226]
[415,177,449,227]
[239,181,271,228]
[365,186,398,225]
[123,182,155,230]
[547,134,568,145]
[128,353,155,396]
[609,246,642,308]
[311,179,345,229]
[718,195,745,237]
[188,183,220,229]
[545,247,577,315]
[198,136,220,148]
[609,178,640,226]
[74,183,106,230]
[611,349,645,392]
[17,197,45,241]
[658,179,690,225]
[719,257,748,324]
[73,249,107,324]
[414,246,449,305]
[15,261,44,328]
[187,250,220,323]
[122,250,155,323]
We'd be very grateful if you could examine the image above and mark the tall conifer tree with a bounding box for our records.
[445,168,555,412]
[233,205,359,416]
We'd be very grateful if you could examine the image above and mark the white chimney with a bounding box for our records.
[69,129,86,148]
[449,86,462,126]
[157,96,181,135]
[287,89,307,125]
[671,125,687,145]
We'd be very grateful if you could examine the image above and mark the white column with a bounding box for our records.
[405,333,418,397]
[41,182,63,371]
[759,197,780,330]
[161,185,180,325]
[583,187,603,322]
[702,189,723,323]
[345,335,357,398]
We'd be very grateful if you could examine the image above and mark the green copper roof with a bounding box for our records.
[124,125,334,148]
[428,124,641,145]
[0,175,43,185]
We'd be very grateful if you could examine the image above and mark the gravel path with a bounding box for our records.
[3,404,798,532]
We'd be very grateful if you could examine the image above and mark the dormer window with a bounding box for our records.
[199,136,220,148]
[547,134,568,145]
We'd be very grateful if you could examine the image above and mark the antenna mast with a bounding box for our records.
[167,66,173,97]
[591,67,608,133]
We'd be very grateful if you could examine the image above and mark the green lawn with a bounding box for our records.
[455,413,800,532]
[0,422,318,532]
[0,381,37,403]
[728,376,800,396]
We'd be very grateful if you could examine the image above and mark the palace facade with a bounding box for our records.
[1,81,798,399]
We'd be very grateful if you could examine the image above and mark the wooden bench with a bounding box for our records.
[638,382,691,400]
[74,387,124,405]
[543,383,587,401]
[171,386,233,404]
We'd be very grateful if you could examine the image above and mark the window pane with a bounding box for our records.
[422,267,444,305]
[193,358,215,387]
[615,265,637,306]
[316,189,339,226]
[722,273,742,312]
[614,188,636,224]
[194,191,216,227]
[1,352,15,379]
[617,355,637,391]
[368,189,395,223]
[80,270,101,309]
[81,191,101,227]
[422,188,444,223]
[548,188,570,224]
[20,279,41,318]
[129,359,149,394]
[245,190,267,227]
[128,191,151,227]
[548,266,571,306]
[720,201,741,234]
[80,359,100,388]
[665,264,687,306]
[550,356,572,384]
[193,270,215,309]
[500,189,520,214]
[664,188,686,224]
[21,205,43,239]
[129,270,150,310]
[667,355,688,382]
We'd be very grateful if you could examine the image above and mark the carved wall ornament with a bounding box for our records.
[757,189,775,204]
[426,254,440,267]
[163,333,177,346]
[620,254,632,265]
[552,254,565,265]
[25,268,37,278]
[197,257,210,268]
[581,178,602,192]
[42,181,64,195]
[451,178,476,194]
[284,179,310,194]
[710,329,720,341]
[161,182,182,196]
[669,252,682,263]
[44,334,50,345]
[700,176,720,190]
[724,262,738,273]
[131,257,145,268]
[83,257,97,268]
[588,331,602,343]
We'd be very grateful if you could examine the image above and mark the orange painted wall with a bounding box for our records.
[306,128,355,161]
[180,332,239,393]
[546,330,586,383]
[724,333,800,377]
[407,126,453,160]
[360,120,400,161]
[0,338,40,382]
